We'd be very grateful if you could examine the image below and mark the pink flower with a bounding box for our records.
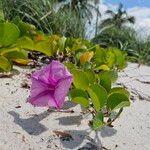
[28,60,73,109]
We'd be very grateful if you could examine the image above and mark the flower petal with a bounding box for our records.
[50,61,72,82]
[29,60,73,108]
[32,64,56,86]
[54,77,73,109]
[29,91,54,107]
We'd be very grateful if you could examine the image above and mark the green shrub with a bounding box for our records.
[2,0,85,38]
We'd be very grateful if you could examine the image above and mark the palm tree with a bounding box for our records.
[94,0,100,36]
[100,3,135,29]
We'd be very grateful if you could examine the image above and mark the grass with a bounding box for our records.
[2,0,85,38]
[2,0,150,65]
[92,26,150,65]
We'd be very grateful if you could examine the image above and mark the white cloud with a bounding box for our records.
[87,3,150,38]
[128,7,150,38]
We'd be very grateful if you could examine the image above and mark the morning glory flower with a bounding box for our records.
[28,60,73,109]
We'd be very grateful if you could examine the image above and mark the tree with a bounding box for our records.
[100,3,135,29]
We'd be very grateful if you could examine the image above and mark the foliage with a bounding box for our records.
[93,26,150,65]
[92,26,136,48]
[92,3,150,65]
[57,0,101,23]
[0,22,28,71]
[100,3,135,29]
[0,0,4,22]
[49,9,85,38]
[128,35,150,65]
[69,69,130,130]
[1,0,86,38]
[0,20,130,131]
[63,40,130,130]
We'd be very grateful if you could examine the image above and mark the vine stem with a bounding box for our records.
[106,108,123,126]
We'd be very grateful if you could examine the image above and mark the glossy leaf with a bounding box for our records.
[87,84,107,112]
[107,93,130,111]
[0,22,20,47]
[13,20,36,36]
[99,72,111,92]
[97,64,109,71]
[16,36,34,50]
[84,70,96,84]
[106,49,116,68]
[0,56,11,71]
[113,48,127,69]
[99,70,118,83]
[109,87,130,97]
[69,89,89,108]
[94,45,106,64]
[107,70,118,82]
[72,69,89,90]
[4,50,28,65]
[17,36,52,56]
[35,40,53,56]
[0,47,20,55]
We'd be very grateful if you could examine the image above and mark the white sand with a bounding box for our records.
[0,63,150,150]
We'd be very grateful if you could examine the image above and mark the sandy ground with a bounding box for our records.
[0,63,150,150]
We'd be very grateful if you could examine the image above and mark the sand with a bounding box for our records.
[0,63,150,150]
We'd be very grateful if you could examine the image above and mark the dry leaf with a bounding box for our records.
[53,130,72,138]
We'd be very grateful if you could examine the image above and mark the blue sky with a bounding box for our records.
[88,0,150,38]
[104,0,150,8]
[100,0,150,37]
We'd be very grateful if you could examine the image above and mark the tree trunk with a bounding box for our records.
[95,0,100,36]
[71,0,78,11]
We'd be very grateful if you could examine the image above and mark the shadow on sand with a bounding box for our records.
[8,110,50,135]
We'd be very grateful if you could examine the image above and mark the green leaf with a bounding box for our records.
[72,69,89,90]
[87,84,107,112]
[109,87,130,97]
[98,70,118,92]
[99,72,111,92]
[17,36,52,56]
[92,111,104,130]
[69,89,89,109]
[107,93,130,111]
[96,64,109,71]
[64,62,75,71]
[0,56,11,71]
[84,70,96,84]
[106,49,116,68]
[4,50,28,65]
[0,47,20,54]
[0,22,20,47]
[94,45,106,64]
[113,48,127,69]
[16,36,34,50]
[107,70,118,82]
[82,61,92,69]
[58,36,66,51]
[35,40,53,56]
[99,70,118,83]
[13,20,36,36]
[0,1,4,22]
[75,52,83,63]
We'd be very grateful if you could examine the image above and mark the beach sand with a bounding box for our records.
[0,63,150,150]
